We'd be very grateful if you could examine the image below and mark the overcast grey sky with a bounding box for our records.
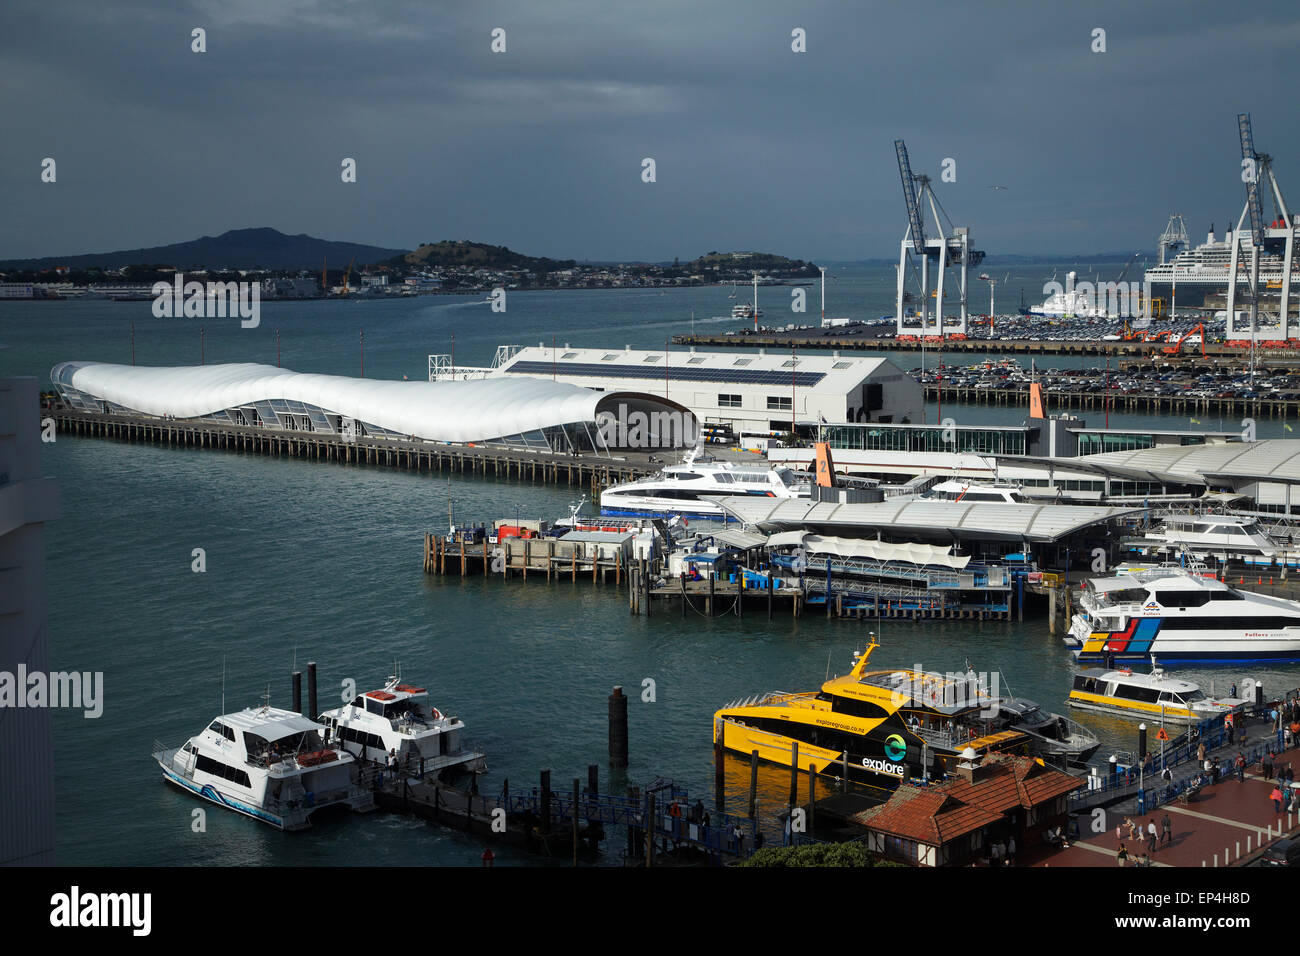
[2,0,1298,262]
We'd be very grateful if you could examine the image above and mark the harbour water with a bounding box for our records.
[8,266,1300,865]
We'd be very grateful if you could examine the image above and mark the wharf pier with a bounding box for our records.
[425,531,1033,622]
[925,383,1300,419]
[48,406,654,491]
[1034,708,1300,868]
[672,331,1274,359]
[369,762,756,865]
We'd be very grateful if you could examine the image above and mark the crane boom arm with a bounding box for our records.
[1239,112,1266,247]
[895,139,926,253]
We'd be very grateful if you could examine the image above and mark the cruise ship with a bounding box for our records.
[1067,566,1300,663]
[601,448,809,520]
[317,675,486,777]
[153,704,375,830]
[1145,223,1300,308]
[712,642,1093,788]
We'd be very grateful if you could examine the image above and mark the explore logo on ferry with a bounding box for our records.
[884,734,907,762]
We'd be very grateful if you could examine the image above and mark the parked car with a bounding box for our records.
[1260,838,1300,866]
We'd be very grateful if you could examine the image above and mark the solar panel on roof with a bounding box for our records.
[503,361,826,387]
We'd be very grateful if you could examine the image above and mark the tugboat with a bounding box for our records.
[153,701,374,830]
[317,674,486,777]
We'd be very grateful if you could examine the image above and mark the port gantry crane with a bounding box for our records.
[893,139,984,342]
[1225,114,1296,359]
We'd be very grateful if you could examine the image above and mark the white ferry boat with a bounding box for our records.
[318,676,486,776]
[601,448,809,520]
[1028,271,1111,318]
[1142,514,1279,559]
[153,705,374,830]
[732,303,764,319]
[922,478,1025,504]
[1068,662,1248,724]
[1067,566,1300,663]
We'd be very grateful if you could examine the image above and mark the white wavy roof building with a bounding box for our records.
[51,361,692,447]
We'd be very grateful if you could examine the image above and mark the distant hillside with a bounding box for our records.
[0,227,407,271]
[397,240,575,271]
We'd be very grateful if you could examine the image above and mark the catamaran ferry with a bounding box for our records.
[317,676,486,776]
[713,642,1094,788]
[601,448,809,520]
[1068,566,1300,663]
[1140,514,1279,559]
[153,705,374,830]
[1068,663,1248,724]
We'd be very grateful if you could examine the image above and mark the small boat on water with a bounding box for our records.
[317,675,486,777]
[1068,662,1249,724]
[997,697,1099,762]
[153,704,374,830]
[1067,565,1300,663]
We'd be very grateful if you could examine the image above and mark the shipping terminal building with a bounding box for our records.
[467,344,923,439]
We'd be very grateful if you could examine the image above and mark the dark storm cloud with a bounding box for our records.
[1,0,1298,261]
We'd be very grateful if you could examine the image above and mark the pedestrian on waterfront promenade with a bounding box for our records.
[1160,813,1172,846]
[1264,751,1275,780]
[1146,821,1158,854]
[1007,836,1016,866]
[1123,816,1138,841]
[1271,787,1284,813]
[1116,843,1129,866]
[1197,741,1206,764]
[1236,752,1246,782]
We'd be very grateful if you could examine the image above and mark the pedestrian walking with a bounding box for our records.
[1007,835,1016,866]
[1146,822,1157,855]
[1116,842,1129,867]
[1197,742,1206,764]
[1160,813,1172,846]
[1264,751,1275,780]
[1271,786,1284,813]
[1236,752,1246,782]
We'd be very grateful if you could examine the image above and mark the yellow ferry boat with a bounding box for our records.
[712,641,1036,790]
